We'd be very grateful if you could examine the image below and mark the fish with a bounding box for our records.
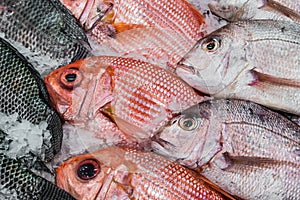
[45,56,204,142]
[177,19,300,115]
[150,99,300,199]
[56,146,233,200]
[208,0,300,22]
[60,0,207,69]
[0,129,75,200]
[0,37,63,162]
[0,0,91,76]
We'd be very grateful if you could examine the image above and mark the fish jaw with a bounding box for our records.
[176,28,250,95]
[45,57,112,121]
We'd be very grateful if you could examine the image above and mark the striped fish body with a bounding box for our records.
[60,0,207,69]
[45,56,204,141]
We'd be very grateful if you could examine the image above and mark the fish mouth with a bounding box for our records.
[176,61,196,75]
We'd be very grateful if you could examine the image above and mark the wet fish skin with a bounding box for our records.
[0,130,75,200]
[208,0,300,22]
[151,99,300,199]
[0,38,63,162]
[60,0,207,69]
[0,0,91,75]
[45,56,204,142]
[56,146,231,200]
[177,19,300,115]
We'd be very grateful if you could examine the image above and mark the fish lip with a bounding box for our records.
[176,62,196,75]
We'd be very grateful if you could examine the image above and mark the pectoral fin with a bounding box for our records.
[113,23,146,33]
[101,103,150,141]
[249,70,300,88]
[221,152,282,171]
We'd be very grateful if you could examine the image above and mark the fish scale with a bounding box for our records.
[0,0,91,75]
[0,37,63,162]
[45,56,204,142]
[177,19,300,115]
[0,131,75,200]
[105,57,203,134]
[56,146,230,199]
[61,0,206,69]
[151,99,300,199]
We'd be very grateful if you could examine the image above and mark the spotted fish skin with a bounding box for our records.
[0,38,63,162]
[0,130,75,200]
[0,0,91,75]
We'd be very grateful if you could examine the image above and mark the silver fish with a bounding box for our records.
[151,99,300,199]
[177,19,300,115]
[208,0,300,22]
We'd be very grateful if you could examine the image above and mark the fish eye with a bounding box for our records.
[178,116,198,131]
[60,68,82,89]
[202,37,220,52]
[77,159,100,180]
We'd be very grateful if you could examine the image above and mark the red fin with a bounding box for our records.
[101,103,150,141]
[113,23,147,33]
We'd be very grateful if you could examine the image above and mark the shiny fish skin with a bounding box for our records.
[0,38,63,162]
[0,130,75,200]
[177,19,300,115]
[60,0,207,69]
[56,146,230,200]
[45,56,204,141]
[208,0,300,22]
[0,0,91,75]
[151,99,300,199]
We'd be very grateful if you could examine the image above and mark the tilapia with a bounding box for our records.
[0,37,63,162]
[208,0,300,22]
[60,0,207,69]
[56,146,233,200]
[151,99,300,199]
[0,0,91,75]
[0,129,75,200]
[45,56,204,142]
[177,19,300,115]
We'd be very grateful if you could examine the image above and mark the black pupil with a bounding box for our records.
[65,73,77,82]
[206,41,216,50]
[77,163,97,180]
[183,119,193,128]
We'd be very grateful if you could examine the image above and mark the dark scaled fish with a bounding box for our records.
[0,130,75,200]
[151,99,300,199]
[0,37,63,162]
[0,0,91,76]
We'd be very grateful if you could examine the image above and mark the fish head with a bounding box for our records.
[56,152,107,200]
[176,26,248,96]
[56,147,136,199]
[208,0,251,21]
[151,103,214,169]
[44,57,112,121]
[61,0,116,30]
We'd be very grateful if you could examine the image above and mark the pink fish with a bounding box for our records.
[60,0,208,69]
[45,56,204,142]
